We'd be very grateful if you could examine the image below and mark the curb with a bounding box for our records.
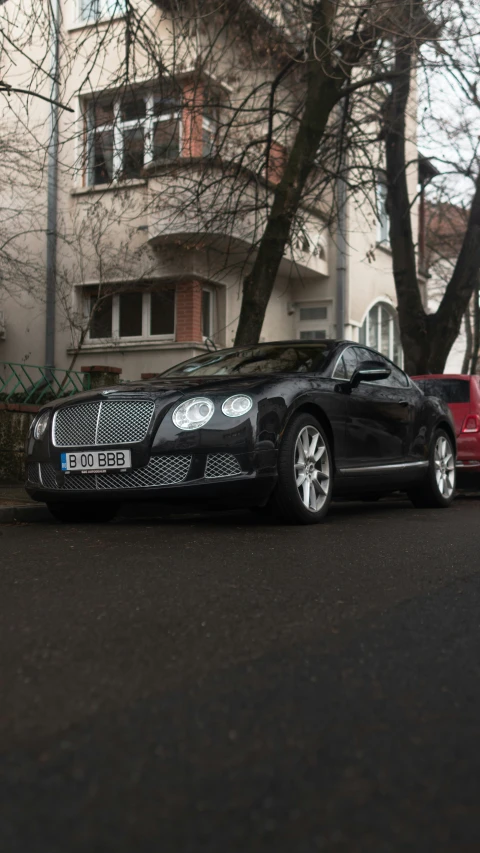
[0,504,51,524]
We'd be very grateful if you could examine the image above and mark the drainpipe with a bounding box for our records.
[45,0,60,368]
[336,97,350,341]
[336,169,347,341]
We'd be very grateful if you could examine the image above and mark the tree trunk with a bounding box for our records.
[384,39,429,374]
[470,281,480,374]
[234,4,342,346]
[385,38,480,375]
[462,301,473,374]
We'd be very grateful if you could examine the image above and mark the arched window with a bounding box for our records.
[359,302,402,366]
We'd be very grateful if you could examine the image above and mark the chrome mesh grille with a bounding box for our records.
[26,462,40,485]
[205,453,242,479]
[53,403,98,446]
[53,400,155,447]
[39,456,191,491]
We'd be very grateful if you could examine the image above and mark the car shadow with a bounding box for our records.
[111,496,417,528]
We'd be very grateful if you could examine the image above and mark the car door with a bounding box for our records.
[334,346,415,467]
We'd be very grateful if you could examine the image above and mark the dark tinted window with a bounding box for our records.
[119,292,143,337]
[90,295,112,339]
[415,379,470,403]
[162,344,333,377]
[151,289,175,335]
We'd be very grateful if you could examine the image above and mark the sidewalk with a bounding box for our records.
[0,485,50,523]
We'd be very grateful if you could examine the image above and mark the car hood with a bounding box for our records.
[43,374,277,411]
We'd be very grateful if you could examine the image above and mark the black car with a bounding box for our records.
[25,340,457,524]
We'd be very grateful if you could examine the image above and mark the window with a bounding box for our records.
[297,303,328,343]
[87,287,175,341]
[332,344,408,387]
[85,85,182,185]
[414,379,471,403]
[332,346,360,381]
[300,307,327,322]
[151,290,175,336]
[360,302,402,366]
[79,0,126,24]
[89,295,113,339]
[202,288,214,338]
[202,117,217,157]
[376,174,389,244]
[299,330,326,340]
[162,344,334,378]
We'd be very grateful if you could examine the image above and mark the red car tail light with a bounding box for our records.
[461,414,480,433]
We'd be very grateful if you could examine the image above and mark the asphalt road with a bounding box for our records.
[1,496,480,852]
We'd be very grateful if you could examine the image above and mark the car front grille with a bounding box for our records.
[39,455,192,491]
[205,453,242,478]
[53,400,155,447]
[26,462,40,485]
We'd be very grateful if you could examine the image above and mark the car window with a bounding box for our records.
[414,378,470,403]
[332,346,359,380]
[354,347,409,388]
[162,343,334,377]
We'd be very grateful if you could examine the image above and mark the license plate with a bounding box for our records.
[61,450,132,473]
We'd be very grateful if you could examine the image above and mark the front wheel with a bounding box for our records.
[47,501,120,523]
[269,413,333,524]
[408,429,456,509]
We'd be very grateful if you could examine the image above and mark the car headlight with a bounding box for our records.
[33,411,50,441]
[222,395,253,418]
[172,398,215,431]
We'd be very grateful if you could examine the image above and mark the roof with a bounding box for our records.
[412,374,478,381]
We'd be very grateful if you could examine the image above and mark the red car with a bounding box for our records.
[412,374,480,485]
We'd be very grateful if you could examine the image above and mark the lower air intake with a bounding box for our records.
[205,453,242,478]
[39,455,192,491]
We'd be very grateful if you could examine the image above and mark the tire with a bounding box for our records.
[269,413,333,525]
[47,501,120,523]
[408,428,456,509]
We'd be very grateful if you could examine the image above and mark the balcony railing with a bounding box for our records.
[0,362,91,405]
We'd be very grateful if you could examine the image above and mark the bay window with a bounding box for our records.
[86,86,182,185]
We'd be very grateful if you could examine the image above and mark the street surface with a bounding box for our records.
[1,496,480,852]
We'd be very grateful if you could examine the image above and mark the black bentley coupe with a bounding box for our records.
[25,340,457,524]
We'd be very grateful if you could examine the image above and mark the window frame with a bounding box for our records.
[78,0,126,25]
[86,289,176,343]
[85,89,183,186]
[297,302,329,342]
[376,174,390,245]
[201,286,215,340]
[360,301,403,368]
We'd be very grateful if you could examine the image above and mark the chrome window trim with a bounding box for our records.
[331,345,355,381]
[338,461,428,475]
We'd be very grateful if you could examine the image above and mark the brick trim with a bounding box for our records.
[81,365,122,374]
[176,280,203,343]
[0,403,41,413]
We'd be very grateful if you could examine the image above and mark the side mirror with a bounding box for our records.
[350,360,391,389]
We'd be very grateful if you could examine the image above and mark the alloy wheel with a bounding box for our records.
[294,425,330,513]
[434,435,455,499]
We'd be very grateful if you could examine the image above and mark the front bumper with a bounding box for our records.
[25,449,277,508]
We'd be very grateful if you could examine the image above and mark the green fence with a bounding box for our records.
[0,362,91,405]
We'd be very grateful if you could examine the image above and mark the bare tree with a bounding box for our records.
[382,0,480,373]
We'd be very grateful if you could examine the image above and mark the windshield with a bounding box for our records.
[415,379,470,404]
[162,344,334,377]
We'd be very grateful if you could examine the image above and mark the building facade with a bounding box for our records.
[0,0,421,381]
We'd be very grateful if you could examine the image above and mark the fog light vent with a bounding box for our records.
[205,454,242,479]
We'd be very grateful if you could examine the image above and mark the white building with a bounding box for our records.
[0,0,422,381]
